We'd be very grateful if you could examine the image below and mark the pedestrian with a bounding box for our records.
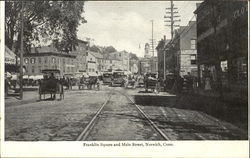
[5,73,11,96]
[204,76,212,91]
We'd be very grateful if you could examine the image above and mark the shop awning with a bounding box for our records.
[5,46,16,65]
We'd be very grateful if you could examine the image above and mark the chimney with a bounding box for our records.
[164,35,166,41]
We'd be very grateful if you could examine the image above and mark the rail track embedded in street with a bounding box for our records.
[75,90,113,141]
[115,90,170,140]
[76,88,170,141]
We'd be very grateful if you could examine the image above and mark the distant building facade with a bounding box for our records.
[71,39,88,73]
[129,58,139,74]
[176,21,197,77]
[109,51,129,71]
[139,57,158,75]
[23,51,76,76]
[144,43,151,58]
[87,51,105,74]
[156,36,170,78]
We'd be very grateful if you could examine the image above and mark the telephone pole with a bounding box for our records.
[164,0,180,39]
[149,20,156,57]
[163,0,180,79]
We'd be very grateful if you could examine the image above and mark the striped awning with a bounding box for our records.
[5,46,16,65]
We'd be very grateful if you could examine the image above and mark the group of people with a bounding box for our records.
[79,75,100,90]
[162,72,198,94]
[42,73,73,90]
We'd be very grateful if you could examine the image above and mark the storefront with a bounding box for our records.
[196,0,248,94]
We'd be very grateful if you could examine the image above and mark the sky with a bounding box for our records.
[77,1,201,57]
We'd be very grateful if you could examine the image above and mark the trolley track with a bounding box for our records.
[115,90,170,140]
[76,88,170,141]
[75,90,113,141]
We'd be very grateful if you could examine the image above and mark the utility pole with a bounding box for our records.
[149,20,155,57]
[19,1,24,99]
[164,0,180,39]
[163,0,180,79]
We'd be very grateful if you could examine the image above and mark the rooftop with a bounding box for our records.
[89,51,103,59]
[24,52,76,58]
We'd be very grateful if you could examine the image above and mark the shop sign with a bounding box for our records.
[221,60,228,72]
[233,5,248,19]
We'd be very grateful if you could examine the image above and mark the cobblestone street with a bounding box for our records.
[5,86,247,141]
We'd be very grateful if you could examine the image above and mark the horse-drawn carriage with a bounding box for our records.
[38,69,64,100]
[78,73,100,90]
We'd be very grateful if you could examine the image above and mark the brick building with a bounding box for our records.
[194,0,248,93]
[156,21,197,78]
[109,51,130,71]
[175,21,197,77]
[156,36,170,78]
[23,51,76,76]
[71,39,88,73]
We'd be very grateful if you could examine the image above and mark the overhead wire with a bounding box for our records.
[164,13,197,50]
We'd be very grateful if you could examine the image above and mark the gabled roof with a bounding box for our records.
[106,55,122,61]
[24,52,76,58]
[89,51,103,59]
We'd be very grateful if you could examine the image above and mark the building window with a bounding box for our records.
[24,58,29,64]
[191,39,196,49]
[30,58,36,64]
[44,57,48,63]
[52,57,56,64]
[31,66,35,73]
[38,57,41,63]
[90,58,92,61]
[63,58,65,64]
[38,66,42,72]
[190,55,196,65]
[119,53,121,57]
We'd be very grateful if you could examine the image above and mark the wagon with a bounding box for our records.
[78,73,100,90]
[38,69,64,100]
[144,73,158,92]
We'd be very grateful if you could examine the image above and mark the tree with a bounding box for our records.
[5,1,86,54]
[89,45,100,52]
[104,46,117,53]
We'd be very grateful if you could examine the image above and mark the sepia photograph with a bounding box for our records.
[1,0,249,157]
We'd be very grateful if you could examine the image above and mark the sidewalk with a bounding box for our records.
[193,88,248,104]
[4,86,87,107]
[175,89,248,131]
[5,90,39,107]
